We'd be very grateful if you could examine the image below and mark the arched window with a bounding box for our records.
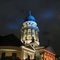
[28,29,31,35]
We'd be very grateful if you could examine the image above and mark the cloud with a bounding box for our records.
[40,9,55,20]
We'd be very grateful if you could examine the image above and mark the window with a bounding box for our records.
[32,29,35,35]
[29,23,30,24]
[12,53,17,60]
[25,55,30,60]
[28,29,31,35]
[1,52,5,60]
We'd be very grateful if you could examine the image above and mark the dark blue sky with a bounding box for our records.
[0,0,60,56]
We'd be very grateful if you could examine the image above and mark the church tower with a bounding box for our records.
[21,11,40,47]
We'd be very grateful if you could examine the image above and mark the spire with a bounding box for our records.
[24,10,36,22]
[29,11,31,16]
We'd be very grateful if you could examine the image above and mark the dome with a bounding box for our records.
[25,11,36,21]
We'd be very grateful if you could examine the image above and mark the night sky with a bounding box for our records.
[0,0,60,57]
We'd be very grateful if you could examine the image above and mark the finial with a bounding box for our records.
[29,11,31,16]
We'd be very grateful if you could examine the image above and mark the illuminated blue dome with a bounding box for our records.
[27,15,35,21]
[25,11,36,21]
